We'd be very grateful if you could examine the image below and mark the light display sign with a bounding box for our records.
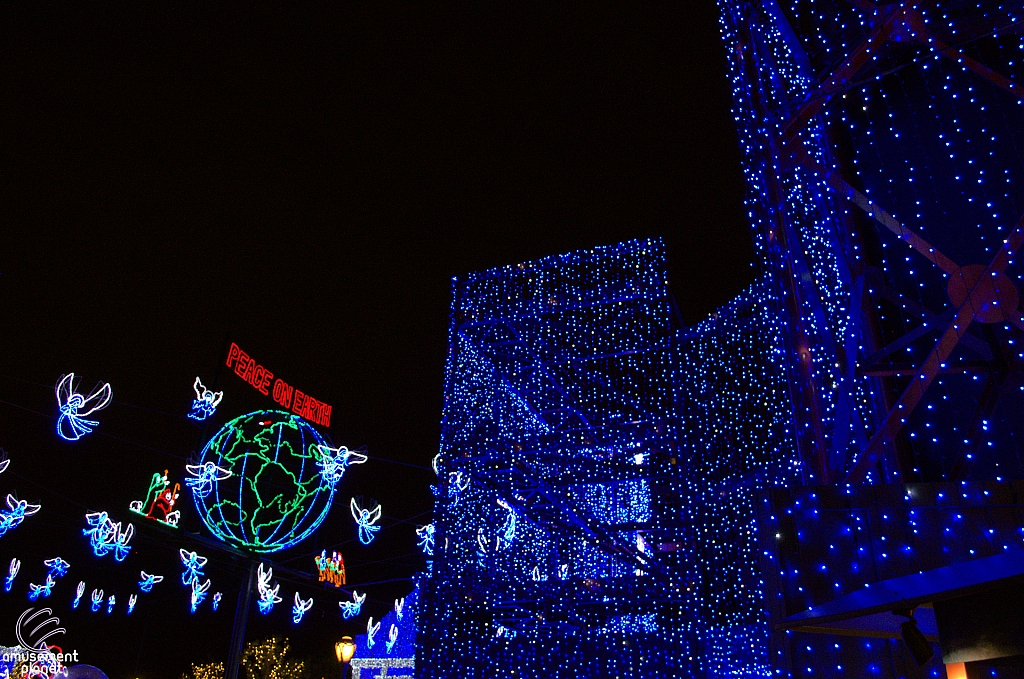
[314,549,346,587]
[224,343,333,427]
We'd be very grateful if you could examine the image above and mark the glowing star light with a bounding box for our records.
[129,470,181,527]
[139,571,164,593]
[315,445,367,487]
[0,495,41,537]
[5,558,20,592]
[55,373,112,441]
[366,617,381,649]
[256,563,281,615]
[72,582,85,609]
[188,377,223,422]
[44,558,70,579]
[179,550,207,586]
[339,590,365,619]
[386,624,399,654]
[28,575,56,601]
[190,579,210,613]
[350,498,382,545]
[127,594,137,615]
[90,589,104,613]
[212,592,222,611]
[415,523,434,556]
[184,462,233,499]
[292,592,313,624]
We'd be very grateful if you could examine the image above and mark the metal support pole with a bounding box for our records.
[225,560,258,679]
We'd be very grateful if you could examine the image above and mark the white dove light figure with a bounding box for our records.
[350,498,382,545]
[366,617,381,649]
[338,590,365,619]
[256,563,281,614]
[0,495,41,537]
[185,462,233,499]
[292,592,313,624]
[55,373,112,441]
[139,570,164,593]
[44,557,70,579]
[28,574,56,601]
[90,589,104,612]
[5,558,20,592]
[190,579,210,613]
[188,377,223,421]
[315,445,367,487]
[179,549,207,586]
[385,624,399,654]
[114,523,135,562]
[415,523,434,556]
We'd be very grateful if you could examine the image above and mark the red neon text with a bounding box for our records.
[225,342,333,427]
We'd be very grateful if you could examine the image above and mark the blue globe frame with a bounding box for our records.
[190,409,337,553]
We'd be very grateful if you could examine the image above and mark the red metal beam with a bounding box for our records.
[780,3,907,142]
[843,212,1024,483]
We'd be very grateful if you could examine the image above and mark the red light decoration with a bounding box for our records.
[315,549,346,587]
[225,343,333,427]
[129,470,181,528]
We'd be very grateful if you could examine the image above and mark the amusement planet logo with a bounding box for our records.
[3,607,79,669]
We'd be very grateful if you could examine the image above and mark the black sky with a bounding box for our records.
[1,5,751,678]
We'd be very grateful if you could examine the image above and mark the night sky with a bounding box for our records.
[1,5,750,678]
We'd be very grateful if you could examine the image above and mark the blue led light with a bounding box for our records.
[291,592,313,624]
[339,590,365,619]
[179,549,207,586]
[139,570,164,593]
[5,558,19,592]
[188,377,223,421]
[350,498,382,545]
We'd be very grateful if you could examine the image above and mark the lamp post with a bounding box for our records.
[334,637,355,679]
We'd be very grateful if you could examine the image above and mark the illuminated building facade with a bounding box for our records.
[417,1,1024,676]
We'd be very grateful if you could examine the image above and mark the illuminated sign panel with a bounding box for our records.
[225,343,332,427]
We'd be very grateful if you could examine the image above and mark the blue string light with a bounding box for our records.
[55,373,112,441]
[188,377,223,421]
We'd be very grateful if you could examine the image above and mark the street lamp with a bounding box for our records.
[335,637,356,679]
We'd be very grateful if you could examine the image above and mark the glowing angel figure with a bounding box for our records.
[72,581,85,608]
[28,574,56,601]
[365,617,381,649]
[188,377,223,421]
[292,592,313,624]
[350,498,382,545]
[179,549,207,586]
[127,594,137,615]
[44,557,70,579]
[139,571,164,593]
[431,453,442,477]
[90,589,104,613]
[83,512,118,556]
[190,579,210,613]
[558,564,569,580]
[415,523,434,556]
[315,445,367,487]
[395,597,405,620]
[0,495,41,536]
[476,528,489,567]
[107,594,115,614]
[114,523,135,562]
[338,590,365,619]
[385,624,399,654]
[0,457,10,476]
[185,462,233,499]
[55,373,112,441]
[497,499,517,545]
[212,592,222,611]
[5,558,20,592]
[256,563,281,614]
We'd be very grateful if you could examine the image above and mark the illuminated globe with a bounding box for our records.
[190,409,339,553]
